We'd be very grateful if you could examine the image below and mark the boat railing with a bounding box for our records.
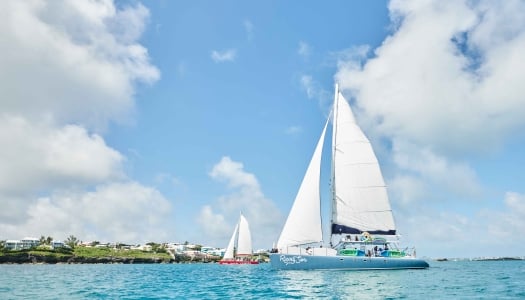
[335,241,419,258]
[279,246,337,256]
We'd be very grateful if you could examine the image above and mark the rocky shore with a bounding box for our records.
[0,252,174,264]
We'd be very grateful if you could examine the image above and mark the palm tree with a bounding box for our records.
[46,236,53,245]
[65,235,78,249]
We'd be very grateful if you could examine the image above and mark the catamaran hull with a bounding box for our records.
[270,254,429,270]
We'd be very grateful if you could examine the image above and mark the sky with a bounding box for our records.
[1,0,525,259]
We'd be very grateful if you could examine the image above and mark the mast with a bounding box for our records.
[330,83,338,240]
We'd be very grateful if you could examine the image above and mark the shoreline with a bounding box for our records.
[0,250,222,264]
[0,252,173,264]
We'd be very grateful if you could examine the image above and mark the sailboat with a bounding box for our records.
[269,84,429,270]
[219,213,259,265]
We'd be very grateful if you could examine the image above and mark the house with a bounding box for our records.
[50,240,68,249]
[201,246,224,257]
[133,244,152,252]
[165,243,186,254]
[5,240,23,250]
[4,237,40,250]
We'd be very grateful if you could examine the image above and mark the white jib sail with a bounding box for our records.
[331,87,396,234]
[223,223,239,259]
[276,119,329,249]
[237,214,253,256]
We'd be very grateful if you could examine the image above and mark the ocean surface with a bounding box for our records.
[1,260,524,299]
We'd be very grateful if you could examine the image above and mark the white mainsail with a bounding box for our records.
[331,85,396,235]
[276,120,329,249]
[237,214,253,256]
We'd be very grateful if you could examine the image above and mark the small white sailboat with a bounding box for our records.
[219,213,259,265]
[270,84,429,270]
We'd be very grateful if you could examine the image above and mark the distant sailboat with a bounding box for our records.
[270,84,429,270]
[219,213,259,265]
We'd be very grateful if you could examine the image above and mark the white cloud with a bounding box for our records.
[485,192,525,241]
[300,75,332,111]
[211,49,237,63]
[0,182,173,244]
[298,41,310,58]
[244,19,254,40]
[198,157,283,249]
[285,126,302,135]
[0,0,168,244]
[504,192,525,215]
[300,75,316,99]
[392,142,482,199]
[335,0,525,200]
[399,191,525,258]
[209,157,259,189]
[196,205,230,240]
[336,0,525,155]
[0,0,160,131]
[0,115,123,195]
[388,175,427,207]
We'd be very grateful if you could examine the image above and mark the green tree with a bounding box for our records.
[39,236,46,245]
[65,235,79,249]
[146,242,167,253]
[46,236,53,245]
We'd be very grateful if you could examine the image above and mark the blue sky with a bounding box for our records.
[1,0,525,259]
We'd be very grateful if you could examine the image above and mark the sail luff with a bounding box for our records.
[276,119,329,249]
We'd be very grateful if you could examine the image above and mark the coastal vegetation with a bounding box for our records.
[0,246,174,264]
[0,236,267,264]
[0,240,210,264]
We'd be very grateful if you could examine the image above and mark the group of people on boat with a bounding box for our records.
[336,232,405,258]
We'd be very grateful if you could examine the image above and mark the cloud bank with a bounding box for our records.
[0,0,170,243]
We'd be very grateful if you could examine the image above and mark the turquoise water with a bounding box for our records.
[1,260,524,299]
